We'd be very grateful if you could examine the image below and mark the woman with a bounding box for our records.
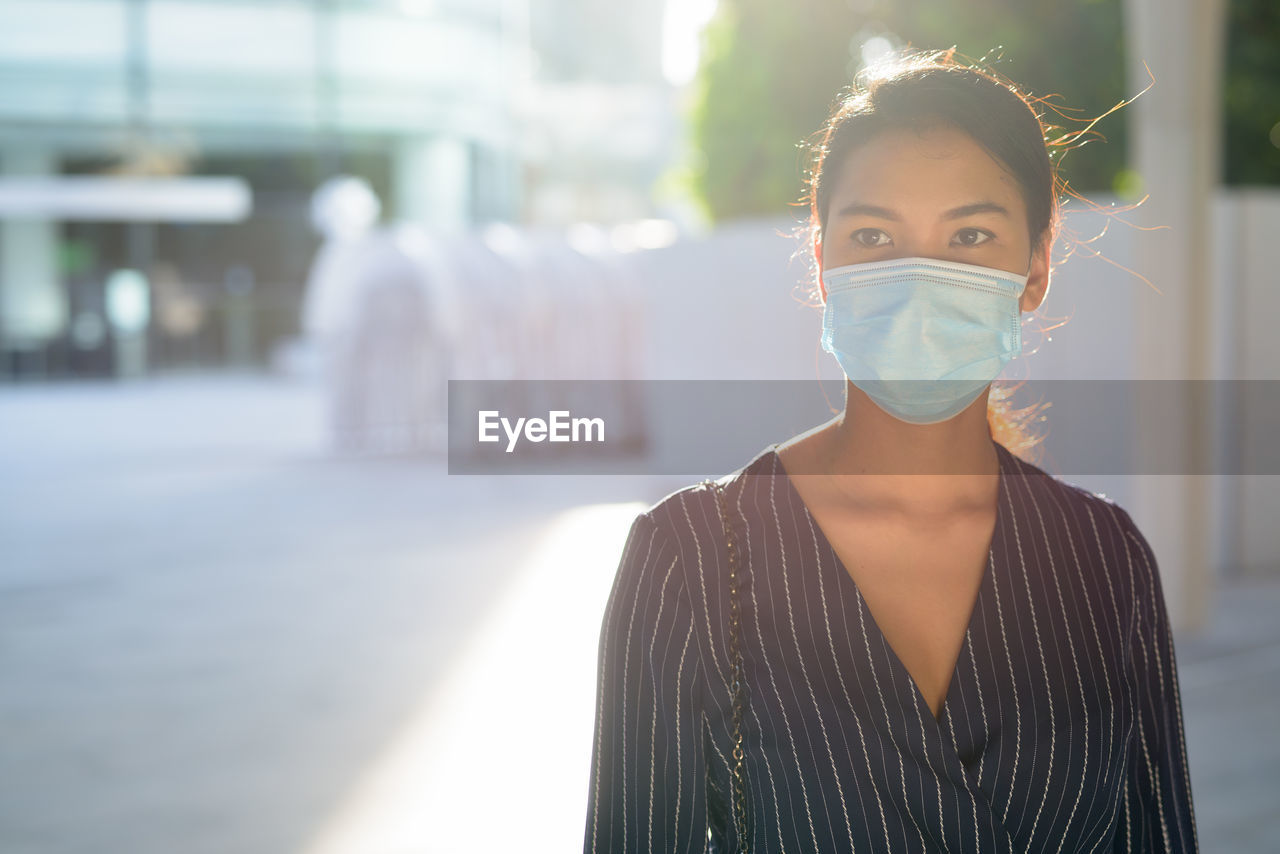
[584,48,1198,853]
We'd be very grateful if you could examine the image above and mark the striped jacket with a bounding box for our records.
[584,439,1198,853]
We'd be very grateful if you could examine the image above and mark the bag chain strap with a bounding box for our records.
[709,480,750,852]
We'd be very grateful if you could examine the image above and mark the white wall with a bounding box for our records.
[1213,190,1280,577]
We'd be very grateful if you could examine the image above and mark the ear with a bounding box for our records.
[1019,234,1052,313]
[813,231,826,302]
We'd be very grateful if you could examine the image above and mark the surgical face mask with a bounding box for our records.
[819,255,1028,425]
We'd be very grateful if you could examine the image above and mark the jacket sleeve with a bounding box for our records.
[1112,508,1200,853]
[583,510,709,853]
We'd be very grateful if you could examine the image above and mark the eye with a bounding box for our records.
[952,227,994,247]
[852,228,891,248]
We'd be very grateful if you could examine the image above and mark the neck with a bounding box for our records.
[817,383,1001,514]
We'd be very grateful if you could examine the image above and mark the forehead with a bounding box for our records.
[827,123,1025,215]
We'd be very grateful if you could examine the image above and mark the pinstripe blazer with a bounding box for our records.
[584,438,1199,853]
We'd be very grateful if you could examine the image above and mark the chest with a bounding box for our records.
[711,472,1139,852]
[810,505,996,721]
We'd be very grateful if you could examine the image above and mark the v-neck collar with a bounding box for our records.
[764,437,1014,732]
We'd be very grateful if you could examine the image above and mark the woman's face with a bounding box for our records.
[816,122,1051,313]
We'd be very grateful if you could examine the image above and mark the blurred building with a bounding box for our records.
[524,0,680,223]
[0,0,682,380]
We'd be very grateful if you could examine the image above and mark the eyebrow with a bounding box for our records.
[833,201,1012,221]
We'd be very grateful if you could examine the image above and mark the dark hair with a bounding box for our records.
[798,47,1068,458]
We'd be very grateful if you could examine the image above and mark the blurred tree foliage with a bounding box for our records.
[683,0,859,221]
[1223,0,1280,185]
[683,0,1132,222]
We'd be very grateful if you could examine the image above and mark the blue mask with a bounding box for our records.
[819,256,1028,425]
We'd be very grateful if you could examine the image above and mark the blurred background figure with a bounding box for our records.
[0,0,1277,853]
[299,175,647,455]
[302,174,441,453]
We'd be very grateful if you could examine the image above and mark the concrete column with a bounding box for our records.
[1124,0,1226,631]
[394,136,471,232]
[0,149,66,359]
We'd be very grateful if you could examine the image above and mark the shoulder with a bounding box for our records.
[636,443,781,541]
[615,444,781,593]
[998,442,1159,595]
[999,441,1137,529]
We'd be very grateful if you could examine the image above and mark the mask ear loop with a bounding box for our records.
[1019,239,1043,295]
